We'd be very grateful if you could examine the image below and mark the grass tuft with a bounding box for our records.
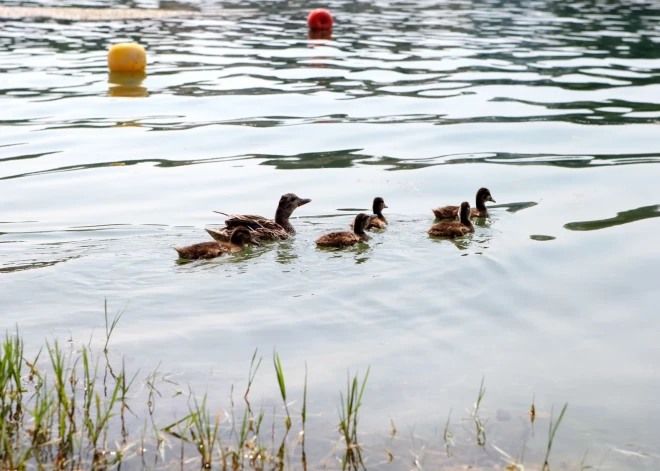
[542,403,568,471]
[338,367,370,470]
[0,304,586,471]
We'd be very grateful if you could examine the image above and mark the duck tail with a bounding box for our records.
[205,227,230,242]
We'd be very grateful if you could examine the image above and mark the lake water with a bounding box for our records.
[1,0,660,468]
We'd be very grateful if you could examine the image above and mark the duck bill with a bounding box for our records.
[489,197,496,203]
[383,204,389,208]
[298,198,312,207]
[249,237,260,246]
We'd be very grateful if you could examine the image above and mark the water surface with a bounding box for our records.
[1,0,660,468]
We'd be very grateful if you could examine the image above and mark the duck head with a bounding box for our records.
[276,193,312,220]
[353,213,377,235]
[230,226,260,247]
[459,201,473,225]
[476,188,495,209]
[372,197,388,216]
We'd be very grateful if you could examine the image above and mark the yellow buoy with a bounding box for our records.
[107,43,146,72]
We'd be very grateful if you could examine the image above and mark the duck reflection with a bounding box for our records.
[472,215,495,229]
[108,71,148,98]
[274,240,298,265]
[491,201,538,213]
[564,204,660,231]
[321,242,372,264]
[448,236,472,251]
[431,219,495,252]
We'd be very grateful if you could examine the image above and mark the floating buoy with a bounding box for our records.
[307,8,333,30]
[107,43,146,72]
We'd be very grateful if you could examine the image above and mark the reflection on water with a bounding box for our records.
[0,258,77,273]
[530,234,556,241]
[308,30,332,41]
[108,71,148,98]
[1,0,660,469]
[497,201,539,213]
[564,204,660,231]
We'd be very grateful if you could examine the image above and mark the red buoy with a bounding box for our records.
[307,8,333,30]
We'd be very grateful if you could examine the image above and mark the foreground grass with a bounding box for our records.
[0,305,576,470]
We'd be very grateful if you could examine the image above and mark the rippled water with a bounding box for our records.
[1,0,660,468]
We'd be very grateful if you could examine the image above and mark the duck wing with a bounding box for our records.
[432,206,459,219]
[206,223,289,243]
[175,241,229,260]
[251,227,289,241]
[214,212,282,231]
[366,217,386,230]
[316,231,359,247]
[427,221,470,238]
[205,227,231,242]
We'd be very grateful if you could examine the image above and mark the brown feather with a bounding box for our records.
[177,226,257,260]
[432,205,459,219]
[349,197,388,231]
[318,213,373,248]
[315,231,364,248]
[205,227,231,242]
[207,218,288,242]
[428,201,475,238]
[367,216,387,230]
[208,194,311,242]
[220,213,282,231]
[432,207,487,219]
[349,215,387,231]
[427,221,474,238]
[432,188,494,219]
[175,242,230,260]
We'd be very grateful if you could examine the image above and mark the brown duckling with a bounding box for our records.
[432,187,495,219]
[206,193,312,243]
[428,202,475,238]
[317,213,377,248]
[350,197,388,230]
[175,226,259,260]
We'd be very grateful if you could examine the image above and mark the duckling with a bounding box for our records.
[350,197,388,230]
[206,193,312,243]
[432,188,495,219]
[317,213,377,248]
[175,226,259,260]
[428,202,475,238]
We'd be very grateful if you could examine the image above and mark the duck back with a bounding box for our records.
[175,242,229,260]
[432,205,459,219]
[427,221,474,238]
[316,231,362,248]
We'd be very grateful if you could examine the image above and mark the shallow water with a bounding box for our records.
[1,0,660,468]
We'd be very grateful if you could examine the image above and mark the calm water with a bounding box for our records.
[1,0,660,468]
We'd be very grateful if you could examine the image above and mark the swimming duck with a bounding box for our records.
[350,197,388,230]
[432,188,495,219]
[317,213,377,248]
[206,193,312,243]
[175,226,259,260]
[428,202,475,238]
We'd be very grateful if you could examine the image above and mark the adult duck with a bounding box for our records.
[317,213,376,248]
[176,226,259,260]
[428,202,475,238]
[432,188,495,219]
[206,193,311,242]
